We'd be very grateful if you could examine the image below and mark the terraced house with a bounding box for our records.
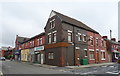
[44,10,108,66]
[21,32,45,64]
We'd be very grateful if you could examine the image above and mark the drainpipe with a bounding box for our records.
[73,26,76,66]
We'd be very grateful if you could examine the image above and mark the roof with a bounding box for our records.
[104,38,120,45]
[51,10,99,34]
[17,36,29,44]
[22,32,45,43]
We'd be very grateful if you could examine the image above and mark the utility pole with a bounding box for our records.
[110,30,112,40]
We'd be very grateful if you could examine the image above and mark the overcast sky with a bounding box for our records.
[0,0,119,48]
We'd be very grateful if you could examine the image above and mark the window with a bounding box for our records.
[37,39,39,45]
[101,40,104,47]
[39,38,42,45]
[90,36,93,45]
[83,35,87,42]
[96,38,99,46]
[50,19,55,29]
[68,31,72,42]
[78,33,82,41]
[48,34,51,43]
[89,49,94,60]
[101,50,105,60]
[32,41,34,47]
[84,49,88,57]
[48,53,54,59]
[30,41,32,47]
[53,33,56,42]
[22,44,24,49]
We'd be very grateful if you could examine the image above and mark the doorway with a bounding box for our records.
[41,54,44,64]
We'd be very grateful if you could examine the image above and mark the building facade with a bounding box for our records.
[44,10,109,66]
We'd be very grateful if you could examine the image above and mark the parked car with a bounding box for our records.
[0,57,6,61]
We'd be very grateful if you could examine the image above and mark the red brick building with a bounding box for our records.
[87,31,108,64]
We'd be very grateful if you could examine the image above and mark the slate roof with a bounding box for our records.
[52,10,99,34]
[17,36,29,44]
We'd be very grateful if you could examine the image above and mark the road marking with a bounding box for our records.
[106,71,119,74]
[80,70,97,75]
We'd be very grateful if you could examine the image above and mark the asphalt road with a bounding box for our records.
[1,60,120,75]
[1,60,69,74]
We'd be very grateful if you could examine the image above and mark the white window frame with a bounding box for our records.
[78,33,82,41]
[84,49,88,57]
[101,50,105,60]
[48,33,52,44]
[52,31,57,43]
[50,19,55,29]
[96,38,99,46]
[48,53,54,59]
[68,30,72,43]
[90,36,93,46]
[39,38,42,45]
[83,34,87,42]
[89,49,95,60]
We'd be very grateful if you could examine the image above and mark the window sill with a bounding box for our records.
[101,58,105,60]
[85,56,88,57]
[52,42,56,44]
[90,59,95,60]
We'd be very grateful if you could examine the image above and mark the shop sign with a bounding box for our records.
[34,46,44,51]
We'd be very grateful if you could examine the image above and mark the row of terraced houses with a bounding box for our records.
[14,10,120,67]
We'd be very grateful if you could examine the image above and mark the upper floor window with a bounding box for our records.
[37,39,39,46]
[50,19,55,29]
[96,38,99,46]
[83,34,87,42]
[90,36,93,45]
[53,33,56,42]
[101,40,104,47]
[39,38,42,45]
[32,41,34,47]
[68,30,72,42]
[78,33,82,41]
[48,33,52,43]
[30,41,32,47]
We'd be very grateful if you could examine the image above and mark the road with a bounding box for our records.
[1,60,69,74]
[1,60,120,75]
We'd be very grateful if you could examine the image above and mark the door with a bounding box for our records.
[96,51,99,63]
[75,49,79,65]
[41,54,44,64]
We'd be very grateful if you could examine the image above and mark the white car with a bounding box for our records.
[0,57,6,61]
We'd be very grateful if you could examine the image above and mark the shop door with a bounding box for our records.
[41,54,44,64]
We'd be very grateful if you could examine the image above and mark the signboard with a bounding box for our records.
[34,46,44,51]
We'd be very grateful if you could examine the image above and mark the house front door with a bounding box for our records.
[75,49,79,65]
[96,51,99,63]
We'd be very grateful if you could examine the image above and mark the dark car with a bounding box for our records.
[0,57,6,61]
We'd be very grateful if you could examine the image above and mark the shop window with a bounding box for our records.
[48,53,54,59]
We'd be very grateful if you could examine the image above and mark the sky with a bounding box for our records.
[0,0,119,48]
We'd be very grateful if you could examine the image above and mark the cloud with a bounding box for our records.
[1,1,118,47]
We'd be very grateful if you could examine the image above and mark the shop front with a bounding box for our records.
[34,46,44,64]
[14,50,21,61]
[29,48,35,63]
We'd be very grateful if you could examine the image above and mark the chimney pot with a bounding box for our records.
[111,38,116,41]
[102,36,108,39]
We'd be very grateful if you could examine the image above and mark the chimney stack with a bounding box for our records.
[111,38,116,41]
[102,36,108,39]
